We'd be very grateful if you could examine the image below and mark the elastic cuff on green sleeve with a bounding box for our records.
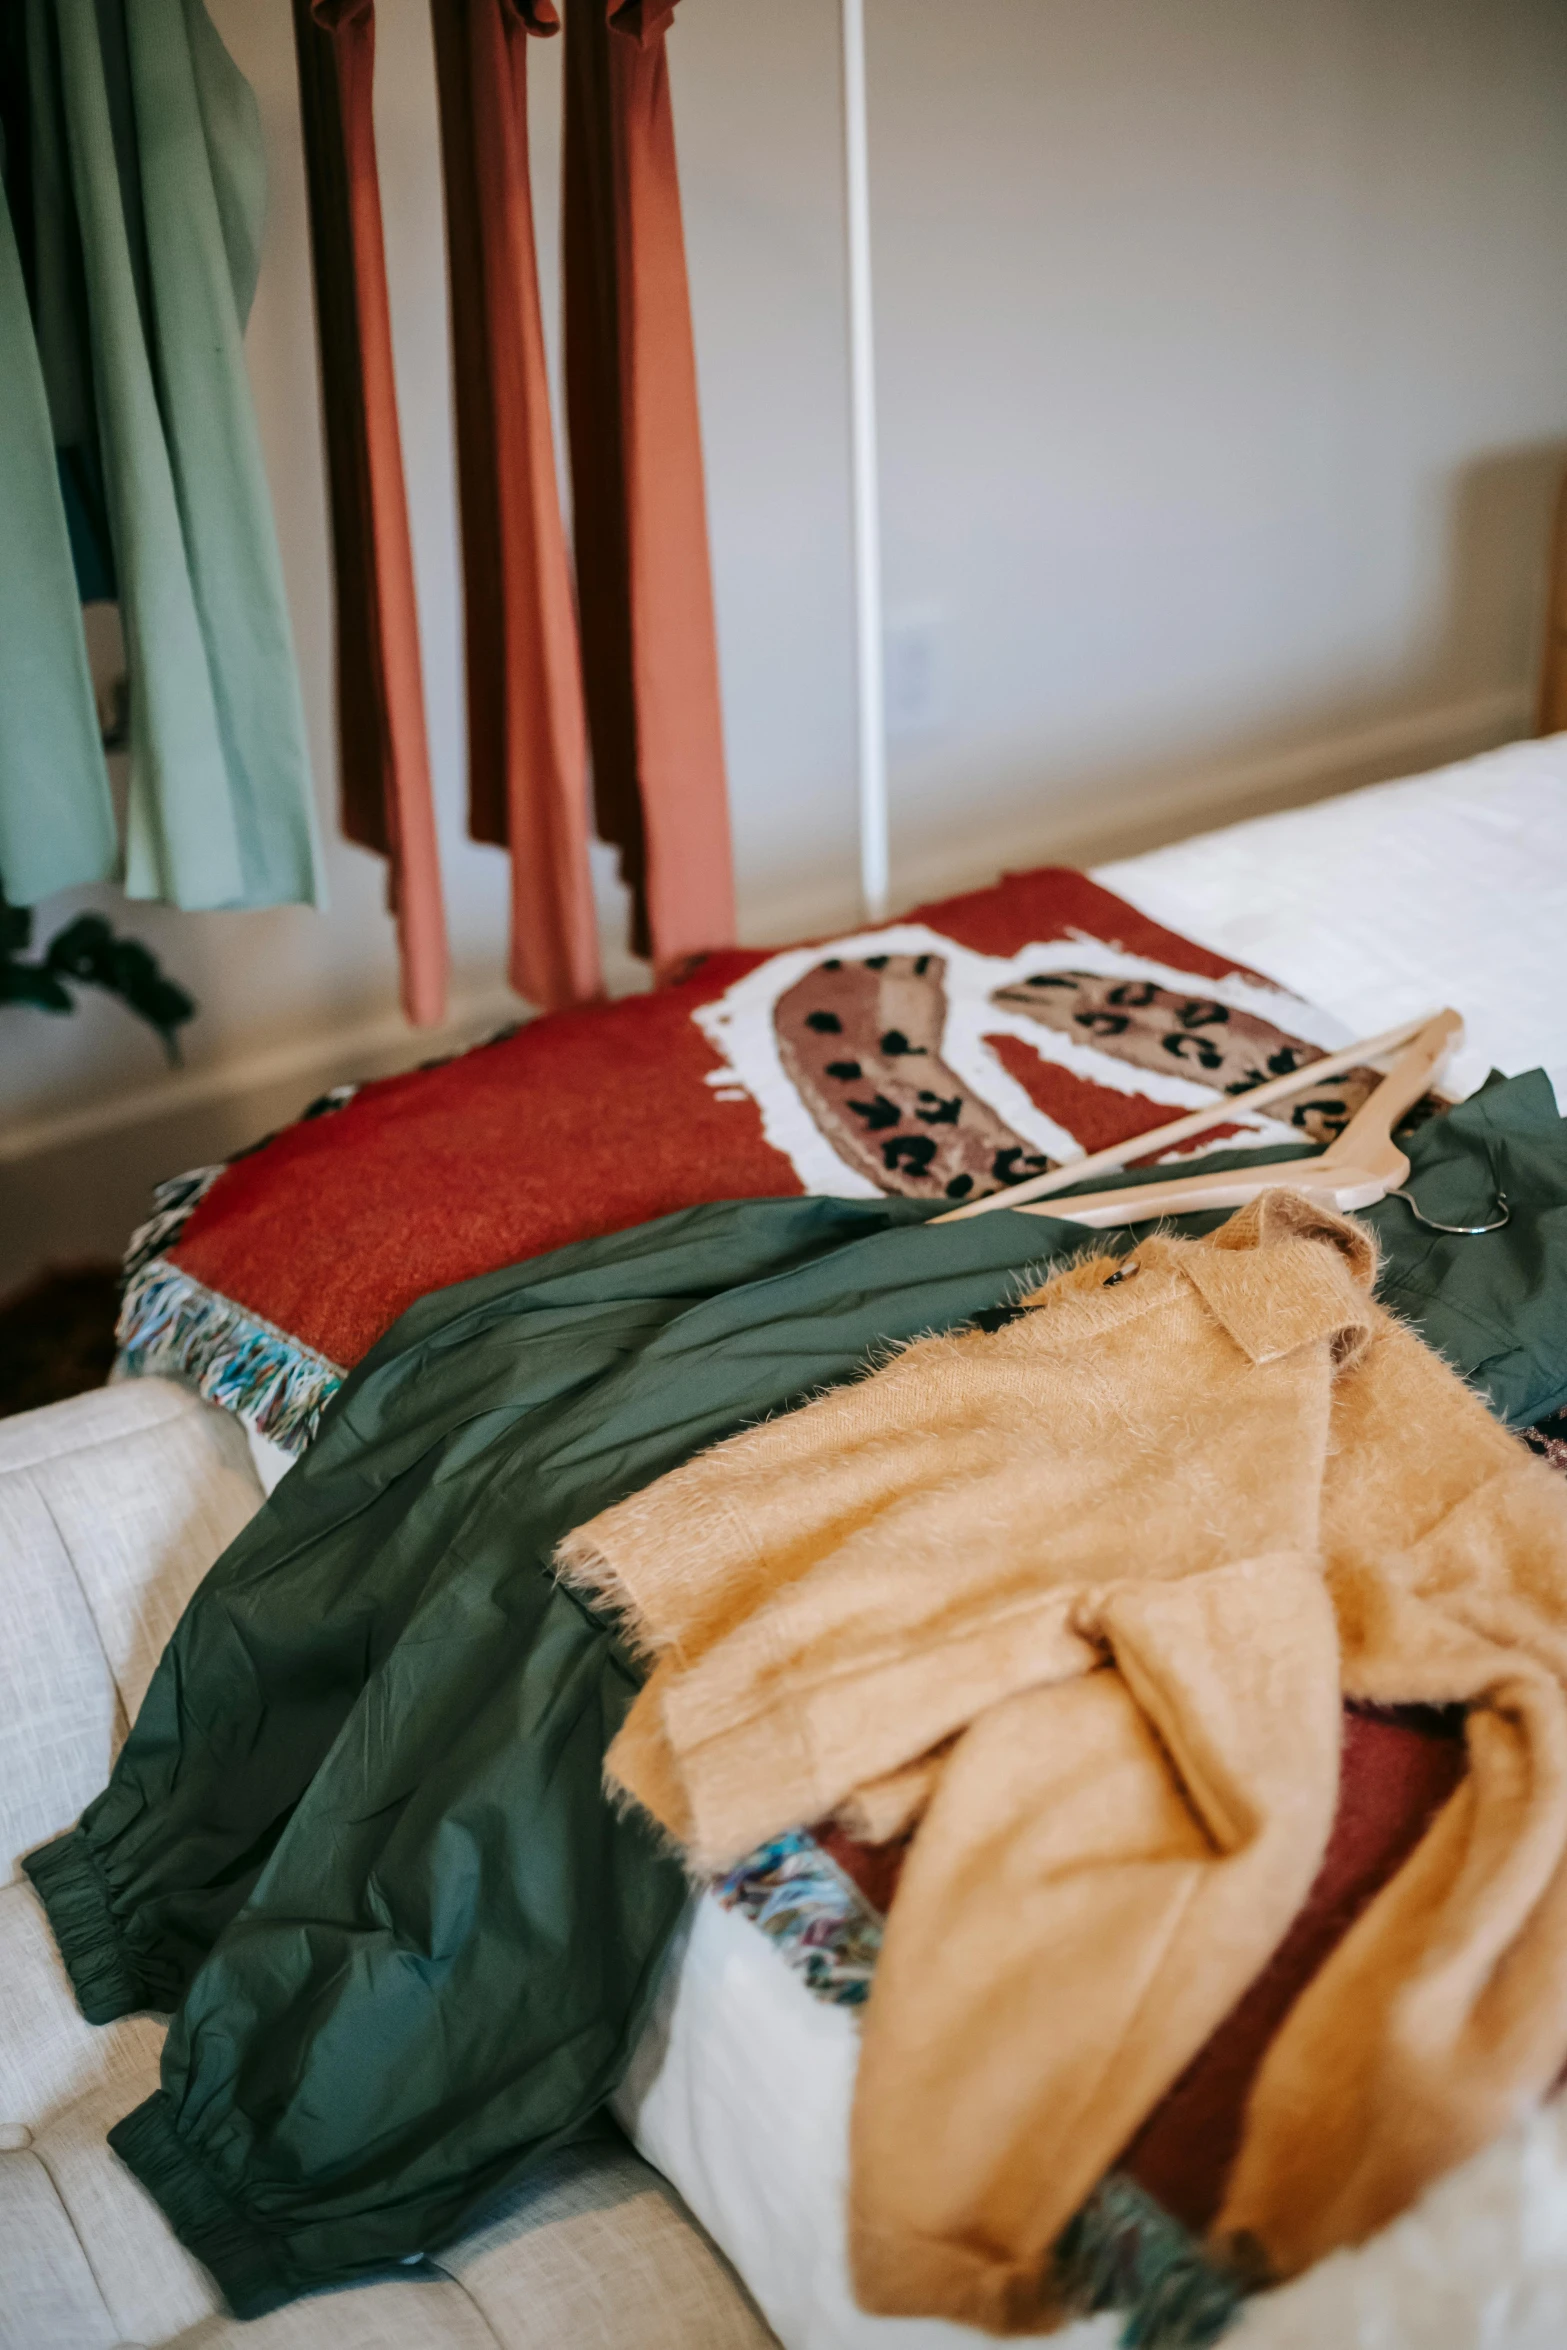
[109,2091,293,2319]
[22,1830,153,2024]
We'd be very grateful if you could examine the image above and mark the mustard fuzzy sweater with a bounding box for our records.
[559,1192,1567,2334]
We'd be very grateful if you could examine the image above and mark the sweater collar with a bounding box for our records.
[1179,1190,1377,1368]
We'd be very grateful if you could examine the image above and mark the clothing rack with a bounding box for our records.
[840,0,889,921]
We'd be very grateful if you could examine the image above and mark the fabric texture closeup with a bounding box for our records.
[0,2139,123,2350]
[568,1193,1567,2331]
[0,1378,261,1894]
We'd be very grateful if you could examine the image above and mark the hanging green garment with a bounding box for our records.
[3,0,323,911]
[25,1075,1567,2315]
[0,167,116,901]
[1361,1070,1567,1427]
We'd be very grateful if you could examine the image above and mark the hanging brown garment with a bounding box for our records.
[429,0,601,1010]
[562,0,735,970]
[292,0,448,1026]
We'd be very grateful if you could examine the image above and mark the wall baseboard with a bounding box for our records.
[1002,684,1532,878]
[0,686,1530,1294]
[741,686,1532,948]
[0,987,526,1170]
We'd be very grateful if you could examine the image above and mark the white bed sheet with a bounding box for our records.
[615,733,1567,2350]
[1098,731,1567,1106]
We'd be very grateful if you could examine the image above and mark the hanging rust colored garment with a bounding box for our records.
[292,0,447,1026]
[429,0,601,1010]
[563,0,735,970]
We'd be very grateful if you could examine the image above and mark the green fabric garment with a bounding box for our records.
[0,168,115,900]
[25,1074,1567,2315]
[1364,1070,1567,1427]
[16,0,118,598]
[2,0,322,911]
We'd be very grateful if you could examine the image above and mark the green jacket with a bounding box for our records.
[26,1072,1567,2316]
[0,0,321,911]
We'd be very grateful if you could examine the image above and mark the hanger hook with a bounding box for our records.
[1394,1188,1510,1237]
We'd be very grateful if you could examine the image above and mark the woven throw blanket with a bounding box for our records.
[118,865,1364,1449]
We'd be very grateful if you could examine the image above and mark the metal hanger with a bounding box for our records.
[1393,1186,1510,1236]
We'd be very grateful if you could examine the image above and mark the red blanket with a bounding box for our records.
[123,866,1357,1403]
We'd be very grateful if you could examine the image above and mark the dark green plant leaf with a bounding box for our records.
[0,897,33,956]
[44,916,197,1063]
[0,961,73,1012]
[1,890,198,1063]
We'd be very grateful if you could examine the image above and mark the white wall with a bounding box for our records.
[4,0,1567,1284]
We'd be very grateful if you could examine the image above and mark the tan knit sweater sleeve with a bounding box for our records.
[1219,1306,1567,2278]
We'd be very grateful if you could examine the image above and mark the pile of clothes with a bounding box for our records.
[25,1070,1567,2336]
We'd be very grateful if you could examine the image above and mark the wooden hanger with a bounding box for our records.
[934,1008,1463,1230]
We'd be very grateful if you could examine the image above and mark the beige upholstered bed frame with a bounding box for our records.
[1538,473,1567,736]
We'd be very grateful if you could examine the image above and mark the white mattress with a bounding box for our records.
[614,732,1567,2350]
[1098,732,1567,1108]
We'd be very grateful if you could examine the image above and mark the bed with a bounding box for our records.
[4,731,1566,2350]
[612,730,1567,2350]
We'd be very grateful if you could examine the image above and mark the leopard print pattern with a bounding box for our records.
[773,953,1054,1202]
[990,969,1379,1144]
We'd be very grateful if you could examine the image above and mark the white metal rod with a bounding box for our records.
[841,0,889,920]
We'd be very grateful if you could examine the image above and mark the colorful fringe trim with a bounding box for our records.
[117,1253,344,1453]
[714,1830,882,2007]
[1054,2174,1248,2348]
[120,1162,227,1289]
[714,1834,1246,2345]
